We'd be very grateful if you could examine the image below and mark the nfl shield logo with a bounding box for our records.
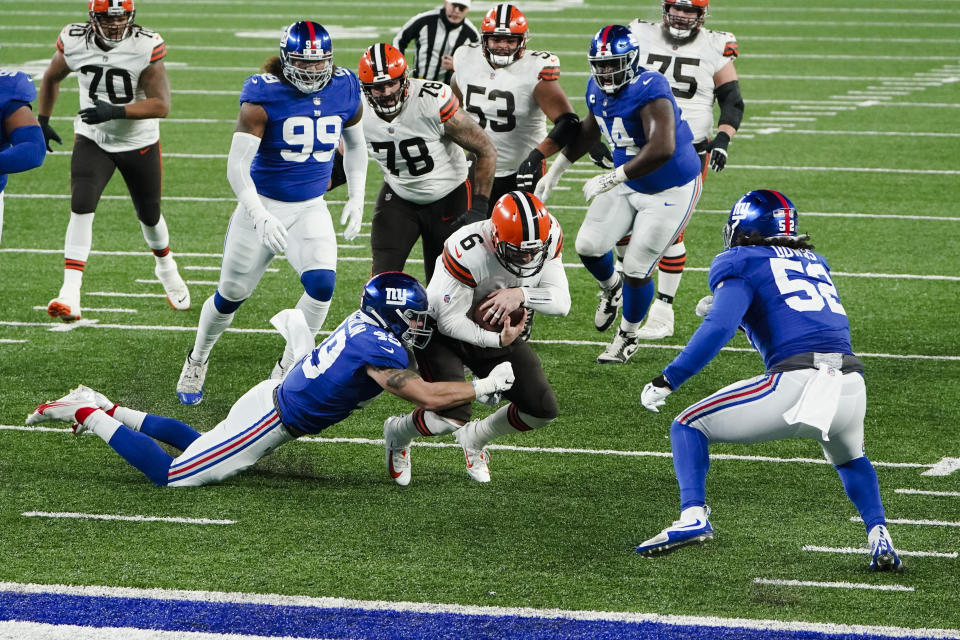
[388,127,395,134]
[313,97,322,106]
[443,294,451,303]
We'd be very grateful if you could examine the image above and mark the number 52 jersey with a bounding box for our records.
[57,23,166,152]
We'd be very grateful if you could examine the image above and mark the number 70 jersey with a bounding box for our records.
[57,23,166,152]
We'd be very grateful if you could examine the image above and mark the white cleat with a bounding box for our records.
[155,259,191,311]
[176,350,208,405]
[270,358,288,381]
[868,524,904,573]
[636,506,714,557]
[596,328,639,364]
[594,275,623,332]
[27,386,98,428]
[455,427,491,483]
[635,298,674,340]
[383,416,412,486]
[47,287,82,323]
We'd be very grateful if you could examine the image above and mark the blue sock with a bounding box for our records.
[107,426,173,486]
[835,456,886,533]
[622,278,655,324]
[671,421,710,511]
[579,251,615,283]
[140,414,201,451]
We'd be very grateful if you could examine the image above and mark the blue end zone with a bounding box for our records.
[0,592,940,640]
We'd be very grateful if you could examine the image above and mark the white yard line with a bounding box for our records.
[802,545,957,559]
[21,511,235,525]
[896,488,960,498]
[753,578,913,593]
[852,517,960,528]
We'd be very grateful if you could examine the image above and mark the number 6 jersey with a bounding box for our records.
[57,23,166,152]
[362,78,467,204]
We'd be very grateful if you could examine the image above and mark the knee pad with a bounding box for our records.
[213,290,244,314]
[300,268,336,302]
[575,228,607,257]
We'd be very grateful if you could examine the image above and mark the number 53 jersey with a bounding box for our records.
[57,23,166,152]
[362,78,467,204]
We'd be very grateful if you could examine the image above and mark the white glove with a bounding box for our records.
[641,380,672,413]
[534,153,571,203]
[582,165,627,202]
[340,197,363,241]
[252,209,288,253]
[475,391,503,407]
[695,295,714,318]
[472,361,515,399]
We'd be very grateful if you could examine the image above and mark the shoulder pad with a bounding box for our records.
[0,71,37,103]
[240,73,285,103]
[708,248,747,291]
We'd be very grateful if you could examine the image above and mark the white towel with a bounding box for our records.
[782,364,843,440]
[269,309,315,366]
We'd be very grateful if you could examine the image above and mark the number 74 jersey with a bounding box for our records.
[57,23,166,153]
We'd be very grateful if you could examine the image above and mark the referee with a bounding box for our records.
[393,2,479,84]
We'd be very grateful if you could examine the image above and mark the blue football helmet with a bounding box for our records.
[280,21,334,94]
[723,190,799,248]
[588,25,641,95]
[361,272,433,349]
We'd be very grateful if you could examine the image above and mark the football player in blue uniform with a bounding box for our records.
[536,25,702,364]
[0,69,46,245]
[177,21,369,405]
[635,190,903,572]
[28,272,516,487]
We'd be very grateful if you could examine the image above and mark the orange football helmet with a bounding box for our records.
[490,191,553,278]
[480,4,528,67]
[662,0,708,41]
[358,43,409,116]
[88,0,135,43]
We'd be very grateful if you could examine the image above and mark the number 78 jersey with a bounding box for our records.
[57,23,165,152]
[710,245,852,370]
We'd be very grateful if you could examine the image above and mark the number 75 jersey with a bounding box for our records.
[362,78,467,204]
[57,23,166,152]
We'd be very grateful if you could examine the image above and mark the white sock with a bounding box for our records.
[599,271,620,290]
[280,293,331,369]
[112,406,147,431]
[620,318,641,333]
[192,295,234,362]
[141,216,170,251]
[62,211,94,291]
[393,409,460,445]
[459,404,550,449]
[83,410,122,443]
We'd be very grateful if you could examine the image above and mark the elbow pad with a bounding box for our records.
[546,112,580,149]
[715,80,744,130]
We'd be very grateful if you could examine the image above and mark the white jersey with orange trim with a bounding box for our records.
[57,23,166,152]
[628,19,738,143]
[452,43,560,177]
[427,216,567,348]
[362,78,467,204]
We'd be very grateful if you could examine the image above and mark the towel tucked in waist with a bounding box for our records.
[769,352,864,375]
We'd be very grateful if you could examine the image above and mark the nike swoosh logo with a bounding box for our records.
[643,77,653,86]
[379,346,395,353]
[441,216,454,223]
[664,202,676,207]
[675,520,705,530]
[455,246,463,258]
[139,147,151,155]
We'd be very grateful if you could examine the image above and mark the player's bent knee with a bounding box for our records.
[213,289,245,314]
[300,268,336,302]
[575,233,607,258]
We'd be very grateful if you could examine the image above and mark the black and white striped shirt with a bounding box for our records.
[393,7,480,84]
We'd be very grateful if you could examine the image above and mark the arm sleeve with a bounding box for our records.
[226,130,268,219]
[0,124,45,174]
[431,268,501,348]
[522,258,571,316]
[715,80,744,130]
[662,277,753,389]
[340,119,367,202]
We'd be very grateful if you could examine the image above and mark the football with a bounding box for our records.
[469,303,526,332]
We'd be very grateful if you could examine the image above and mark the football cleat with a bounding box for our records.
[26,386,98,427]
[455,427,491,483]
[47,287,82,323]
[155,259,191,311]
[176,350,208,405]
[383,416,412,486]
[594,275,623,332]
[635,298,674,340]
[636,507,714,557]
[270,358,288,381]
[868,524,904,573]
[596,328,639,364]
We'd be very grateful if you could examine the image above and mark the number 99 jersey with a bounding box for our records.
[241,68,361,202]
[57,23,165,152]
[362,78,467,204]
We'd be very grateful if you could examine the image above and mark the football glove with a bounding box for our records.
[515,148,545,191]
[340,197,363,241]
[472,361,516,399]
[252,209,288,253]
[641,375,673,413]
[695,295,714,318]
[451,194,489,230]
[583,166,627,202]
[37,115,62,152]
[707,131,730,173]
[79,98,126,125]
[588,139,614,169]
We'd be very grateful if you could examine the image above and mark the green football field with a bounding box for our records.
[1,0,959,637]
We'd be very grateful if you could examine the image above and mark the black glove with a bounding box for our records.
[37,115,62,152]
[515,148,544,191]
[79,98,126,125]
[588,138,613,169]
[707,131,731,173]
[451,194,489,230]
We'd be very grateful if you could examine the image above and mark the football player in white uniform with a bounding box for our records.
[626,0,744,340]
[38,0,190,322]
[451,4,581,220]
[383,191,570,484]
[358,43,496,283]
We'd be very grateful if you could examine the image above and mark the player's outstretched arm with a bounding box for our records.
[366,363,515,411]
[37,51,70,151]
